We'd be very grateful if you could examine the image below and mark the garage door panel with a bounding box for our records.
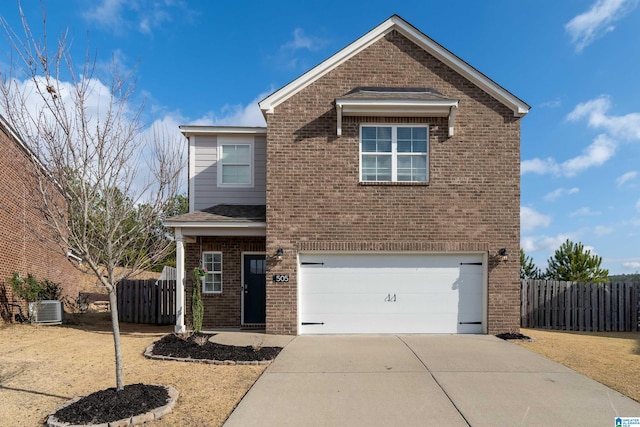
[304,291,482,312]
[301,292,481,315]
[302,313,463,334]
[299,253,484,334]
[301,271,465,294]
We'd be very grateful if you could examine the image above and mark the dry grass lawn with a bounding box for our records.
[0,313,264,427]
[2,317,639,426]
[518,328,640,403]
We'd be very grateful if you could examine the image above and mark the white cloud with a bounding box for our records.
[521,157,559,175]
[186,93,268,127]
[282,28,328,52]
[567,95,640,141]
[623,260,640,269]
[565,0,638,52]
[521,206,551,232]
[570,207,602,216]
[521,233,575,254]
[540,98,562,108]
[617,171,638,186]
[82,0,125,30]
[521,134,616,176]
[562,134,617,175]
[273,28,330,70]
[83,0,189,35]
[636,199,640,212]
[0,74,186,198]
[544,187,579,201]
[594,225,614,235]
[523,96,640,177]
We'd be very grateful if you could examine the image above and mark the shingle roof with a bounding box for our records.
[166,204,266,224]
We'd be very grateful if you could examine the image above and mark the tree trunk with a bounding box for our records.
[108,288,124,390]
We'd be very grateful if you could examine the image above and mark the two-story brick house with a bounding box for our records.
[166,15,529,335]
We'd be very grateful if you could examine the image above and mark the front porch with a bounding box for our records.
[165,205,266,333]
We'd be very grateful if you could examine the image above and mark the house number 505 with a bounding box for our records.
[273,275,289,282]
[385,293,396,302]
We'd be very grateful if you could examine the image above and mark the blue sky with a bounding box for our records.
[1,0,639,274]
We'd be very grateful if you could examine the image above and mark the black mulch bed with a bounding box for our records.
[496,332,532,341]
[150,333,283,361]
[52,383,168,425]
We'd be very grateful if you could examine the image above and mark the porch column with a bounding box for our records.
[174,228,186,333]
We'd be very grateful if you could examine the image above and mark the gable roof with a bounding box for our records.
[259,15,529,118]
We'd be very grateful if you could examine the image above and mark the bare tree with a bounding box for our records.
[0,5,184,390]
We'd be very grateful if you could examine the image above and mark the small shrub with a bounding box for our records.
[174,330,193,341]
[39,279,63,300]
[193,334,208,346]
[7,273,63,303]
[7,273,62,308]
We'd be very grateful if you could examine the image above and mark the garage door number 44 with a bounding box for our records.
[384,293,397,302]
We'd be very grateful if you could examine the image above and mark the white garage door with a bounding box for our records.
[299,253,485,334]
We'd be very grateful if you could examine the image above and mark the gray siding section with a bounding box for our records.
[193,134,266,209]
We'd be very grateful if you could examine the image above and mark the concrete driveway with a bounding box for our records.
[223,334,640,426]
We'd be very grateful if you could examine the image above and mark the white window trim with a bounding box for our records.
[202,251,223,294]
[359,124,429,183]
[217,141,254,188]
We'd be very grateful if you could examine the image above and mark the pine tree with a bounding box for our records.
[520,248,542,280]
[545,239,609,283]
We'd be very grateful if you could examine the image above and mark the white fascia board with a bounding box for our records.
[337,99,459,108]
[176,226,266,237]
[338,99,458,116]
[259,15,529,117]
[164,221,266,229]
[179,126,267,137]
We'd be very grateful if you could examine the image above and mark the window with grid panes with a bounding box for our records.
[202,252,222,293]
[360,126,428,183]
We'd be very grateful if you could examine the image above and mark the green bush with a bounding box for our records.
[7,272,63,302]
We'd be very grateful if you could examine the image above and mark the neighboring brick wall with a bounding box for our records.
[265,30,521,335]
[0,121,81,322]
[184,236,265,329]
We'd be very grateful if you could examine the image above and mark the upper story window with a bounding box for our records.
[218,143,253,187]
[360,125,428,183]
[202,252,222,294]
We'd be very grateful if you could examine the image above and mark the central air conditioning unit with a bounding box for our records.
[29,300,64,324]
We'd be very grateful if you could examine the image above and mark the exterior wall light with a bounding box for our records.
[276,247,284,261]
[498,248,508,262]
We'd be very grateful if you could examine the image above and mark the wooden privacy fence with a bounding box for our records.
[117,279,176,325]
[521,280,640,332]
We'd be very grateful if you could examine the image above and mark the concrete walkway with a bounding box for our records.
[223,334,640,426]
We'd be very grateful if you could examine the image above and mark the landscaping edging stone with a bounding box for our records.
[46,385,178,427]
[144,343,273,365]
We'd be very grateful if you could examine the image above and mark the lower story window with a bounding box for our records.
[202,252,222,293]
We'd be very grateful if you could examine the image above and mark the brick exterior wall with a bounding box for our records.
[184,236,265,329]
[265,30,521,335]
[0,121,81,322]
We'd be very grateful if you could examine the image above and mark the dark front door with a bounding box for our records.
[243,254,266,324]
